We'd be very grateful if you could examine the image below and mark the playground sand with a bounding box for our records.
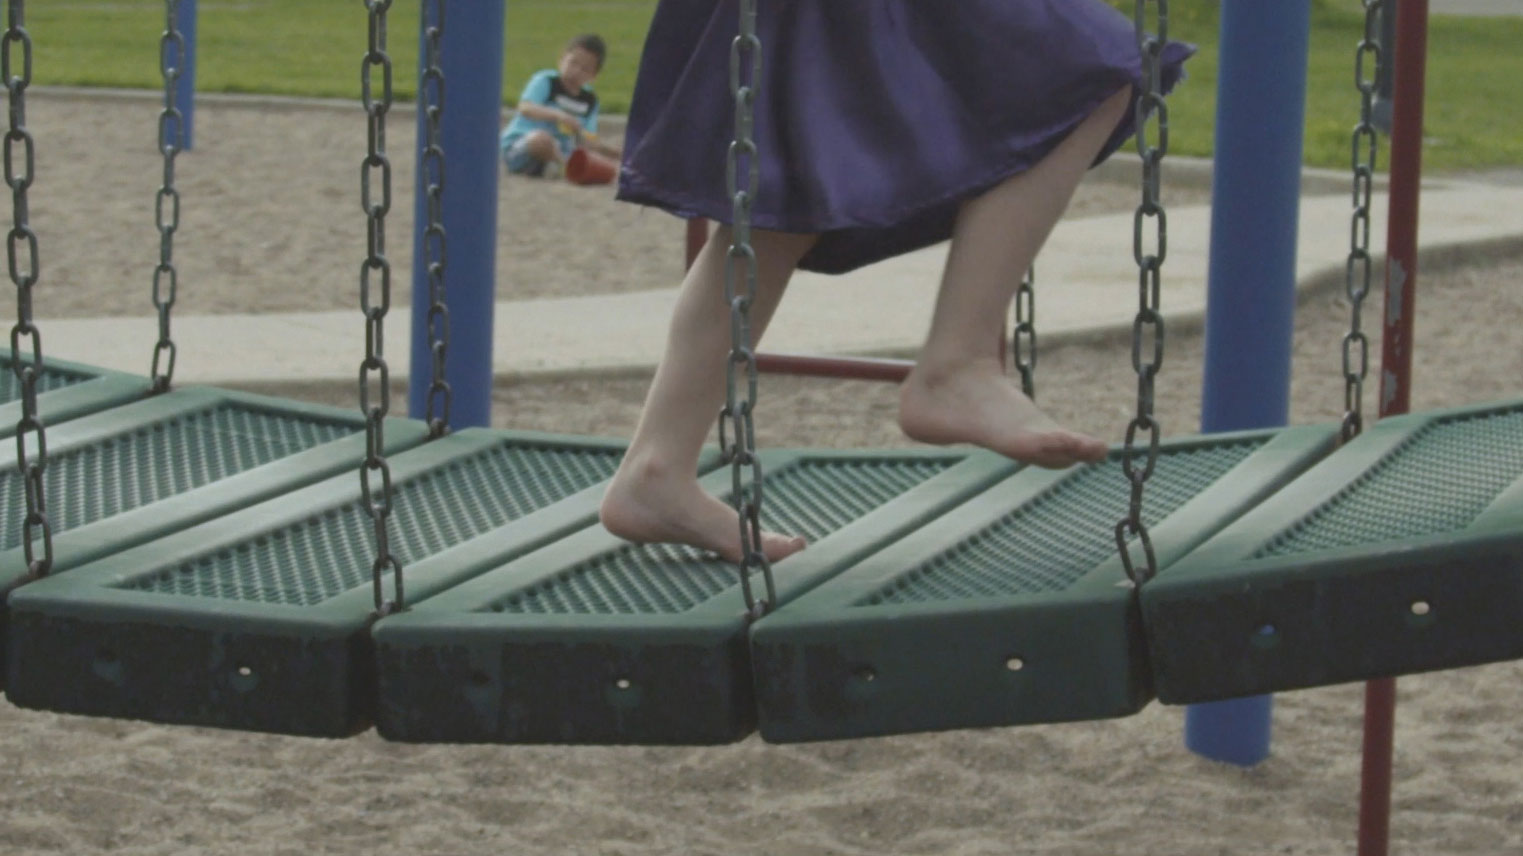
[1,97,1522,855]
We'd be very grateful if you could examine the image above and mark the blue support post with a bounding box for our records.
[1186,0,1312,767]
[169,0,196,150]
[409,0,505,429]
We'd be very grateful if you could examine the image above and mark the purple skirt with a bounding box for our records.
[617,0,1194,274]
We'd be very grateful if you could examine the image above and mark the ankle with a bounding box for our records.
[906,354,1003,390]
[611,446,699,491]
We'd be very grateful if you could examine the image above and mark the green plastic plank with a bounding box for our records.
[749,426,1339,743]
[371,448,1016,745]
[4,428,632,737]
[1142,399,1523,704]
[0,350,151,439]
[0,386,429,688]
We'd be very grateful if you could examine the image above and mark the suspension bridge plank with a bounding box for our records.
[1142,399,1523,703]
[749,426,1339,743]
[0,351,151,440]
[0,386,429,687]
[4,428,632,737]
[371,449,1017,745]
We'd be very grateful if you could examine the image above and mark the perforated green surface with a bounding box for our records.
[0,403,352,550]
[1255,407,1523,557]
[1143,400,1523,704]
[750,426,1340,742]
[125,442,622,606]
[863,443,1260,605]
[493,458,951,615]
[371,448,1012,745]
[5,428,631,736]
[0,354,91,403]
[0,351,151,439]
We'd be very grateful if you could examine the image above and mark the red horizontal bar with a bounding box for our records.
[755,352,913,382]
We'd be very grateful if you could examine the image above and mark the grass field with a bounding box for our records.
[21,1,1523,172]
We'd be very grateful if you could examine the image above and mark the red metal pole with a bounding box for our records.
[1357,2,1426,855]
[685,216,918,383]
[754,352,913,382]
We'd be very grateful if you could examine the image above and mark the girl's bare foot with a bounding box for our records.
[599,455,807,563]
[899,362,1109,469]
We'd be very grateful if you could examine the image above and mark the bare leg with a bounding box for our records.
[600,227,817,562]
[523,130,564,173]
[899,88,1132,468]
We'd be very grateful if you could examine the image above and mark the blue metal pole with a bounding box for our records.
[409,0,505,429]
[171,0,196,150]
[1185,0,1312,768]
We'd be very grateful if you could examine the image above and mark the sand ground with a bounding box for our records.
[0,95,1521,856]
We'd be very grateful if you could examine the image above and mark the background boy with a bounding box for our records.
[500,33,622,178]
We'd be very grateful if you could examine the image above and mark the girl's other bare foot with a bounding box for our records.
[898,362,1109,469]
[599,455,807,563]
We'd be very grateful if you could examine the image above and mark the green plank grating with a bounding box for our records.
[0,352,151,441]
[0,355,92,403]
[1142,400,1523,704]
[5,429,630,736]
[124,442,622,606]
[492,458,951,615]
[371,449,1014,745]
[1254,407,1523,557]
[750,427,1340,742]
[0,403,353,550]
[863,441,1261,605]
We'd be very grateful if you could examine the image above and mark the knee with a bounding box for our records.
[525,131,559,160]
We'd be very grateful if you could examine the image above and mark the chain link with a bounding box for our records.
[714,0,774,620]
[359,0,402,615]
[1011,265,1035,398]
[5,0,51,579]
[149,0,183,392]
[1341,0,1383,443]
[419,0,451,438]
[1115,0,1169,587]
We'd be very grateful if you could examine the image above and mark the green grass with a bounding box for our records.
[1150,2,1523,172]
[26,1,658,113]
[22,0,1523,171]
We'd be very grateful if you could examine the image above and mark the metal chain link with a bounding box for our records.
[1341,0,1383,442]
[5,0,52,579]
[715,0,775,620]
[149,0,183,392]
[1115,0,1169,587]
[419,0,451,438]
[1012,264,1035,398]
[359,0,402,615]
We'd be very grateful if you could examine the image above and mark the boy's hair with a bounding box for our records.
[567,34,607,71]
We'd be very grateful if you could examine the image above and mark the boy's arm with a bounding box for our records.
[516,100,579,127]
[581,101,620,158]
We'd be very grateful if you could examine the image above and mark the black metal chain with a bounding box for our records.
[1341,0,1383,443]
[1115,0,1169,587]
[1012,264,1035,398]
[4,0,52,579]
[419,0,451,438]
[148,0,183,393]
[716,0,775,620]
[359,0,402,615]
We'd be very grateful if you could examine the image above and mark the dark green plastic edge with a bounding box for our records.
[1142,400,1523,704]
[0,387,429,693]
[0,350,152,440]
[3,427,633,737]
[370,448,1018,746]
[750,425,1339,743]
[0,386,429,581]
